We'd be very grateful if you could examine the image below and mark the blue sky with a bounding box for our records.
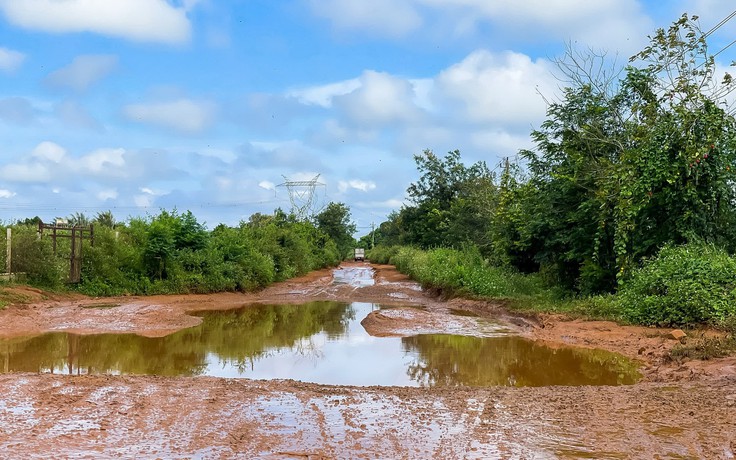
[0,0,734,234]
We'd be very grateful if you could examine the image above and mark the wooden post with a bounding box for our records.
[70,227,77,283]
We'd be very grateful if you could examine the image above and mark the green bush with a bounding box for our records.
[617,243,736,327]
[367,245,401,264]
[10,225,65,287]
[389,246,546,299]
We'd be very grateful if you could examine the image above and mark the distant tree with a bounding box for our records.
[67,212,90,227]
[402,149,495,249]
[314,202,356,259]
[16,216,42,226]
[94,211,116,228]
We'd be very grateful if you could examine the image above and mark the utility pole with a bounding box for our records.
[371,221,375,249]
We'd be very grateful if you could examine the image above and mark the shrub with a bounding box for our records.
[617,243,736,327]
[389,246,546,299]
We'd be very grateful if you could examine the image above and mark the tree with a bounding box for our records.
[66,212,90,227]
[94,211,116,228]
[314,202,356,259]
[402,149,494,250]
[518,13,736,292]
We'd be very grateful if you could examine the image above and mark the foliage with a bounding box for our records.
[94,211,116,228]
[616,243,736,326]
[314,202,356,259]
[366,245,401,264]
[519,14,736,293]
[397,149,496,250]
[10,225,64,287]
[2,207,344,296]
[389,246,546,299]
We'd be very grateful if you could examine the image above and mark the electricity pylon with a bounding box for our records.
[277,174,325,220]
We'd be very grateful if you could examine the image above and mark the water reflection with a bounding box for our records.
[403,335,640,386]
[0,302,640,386]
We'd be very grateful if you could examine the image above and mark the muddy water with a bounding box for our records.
[332,265,375,286]
[0,301,640,386]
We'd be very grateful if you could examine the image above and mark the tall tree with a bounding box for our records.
[520,14,736,292]
[314,202,356,259]
[402,149,494,249]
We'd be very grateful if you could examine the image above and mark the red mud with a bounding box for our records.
[0,262,734,458]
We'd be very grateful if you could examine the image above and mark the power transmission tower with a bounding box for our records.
[277,174,325,220]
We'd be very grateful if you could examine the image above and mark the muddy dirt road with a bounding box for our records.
[0,262,735,458]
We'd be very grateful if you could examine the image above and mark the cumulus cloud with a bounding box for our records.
[338,180,377,193]
[434,50,555,125]
[45,55,118,92]
[0,189,15,198]
[0,0,193,44]
[307,0,422,37]
[123,98,217,134]
[32,141,67,163]
[0,47,24,73]
[307,0,651,53]
[334,71,423,126]
[259,180,276,191]
[288,79,361,108]
[79,148,126,173]
[97,189,118,200]
[0,142,131,187]
[134,186,167,208]
[0,163,51,183]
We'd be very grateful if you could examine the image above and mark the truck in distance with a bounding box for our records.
[353,248,365,261]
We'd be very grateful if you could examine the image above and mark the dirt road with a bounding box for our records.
[0,262,734,459]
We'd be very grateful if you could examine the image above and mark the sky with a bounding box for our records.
[0,1,734,235]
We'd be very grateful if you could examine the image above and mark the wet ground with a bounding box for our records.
[0,301,640,386]
[0,262,734,458]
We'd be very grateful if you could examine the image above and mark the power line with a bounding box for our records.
[703,10,736,38]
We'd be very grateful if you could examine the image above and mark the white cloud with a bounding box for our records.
[32,141,67,163]
[308,0,422,37]
[123,98,217,134]
[0,0,193,44]
[0,163,51,183]
[288,78,361,108]
[134,194,154,208]
[134,186,166,207]
[45,55,118,92]
[0,47,24,73]
[435,50,555,125]
[79,148,125,173]
[0,189,15,198]
[338,180,377,193]
[259,180,276,191]
[335,71,423,126]
[97,189,118,200]
[356,198,405,210]
[307,0,651,53]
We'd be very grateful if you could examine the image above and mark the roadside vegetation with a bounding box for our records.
[0,205,356,296]
[364,15,736,347]
[2,15,735,362]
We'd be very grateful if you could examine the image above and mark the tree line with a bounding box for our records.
[2,203,357,296]
[363,15,736,327]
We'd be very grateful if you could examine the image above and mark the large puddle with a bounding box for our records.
[0,302,640,386]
